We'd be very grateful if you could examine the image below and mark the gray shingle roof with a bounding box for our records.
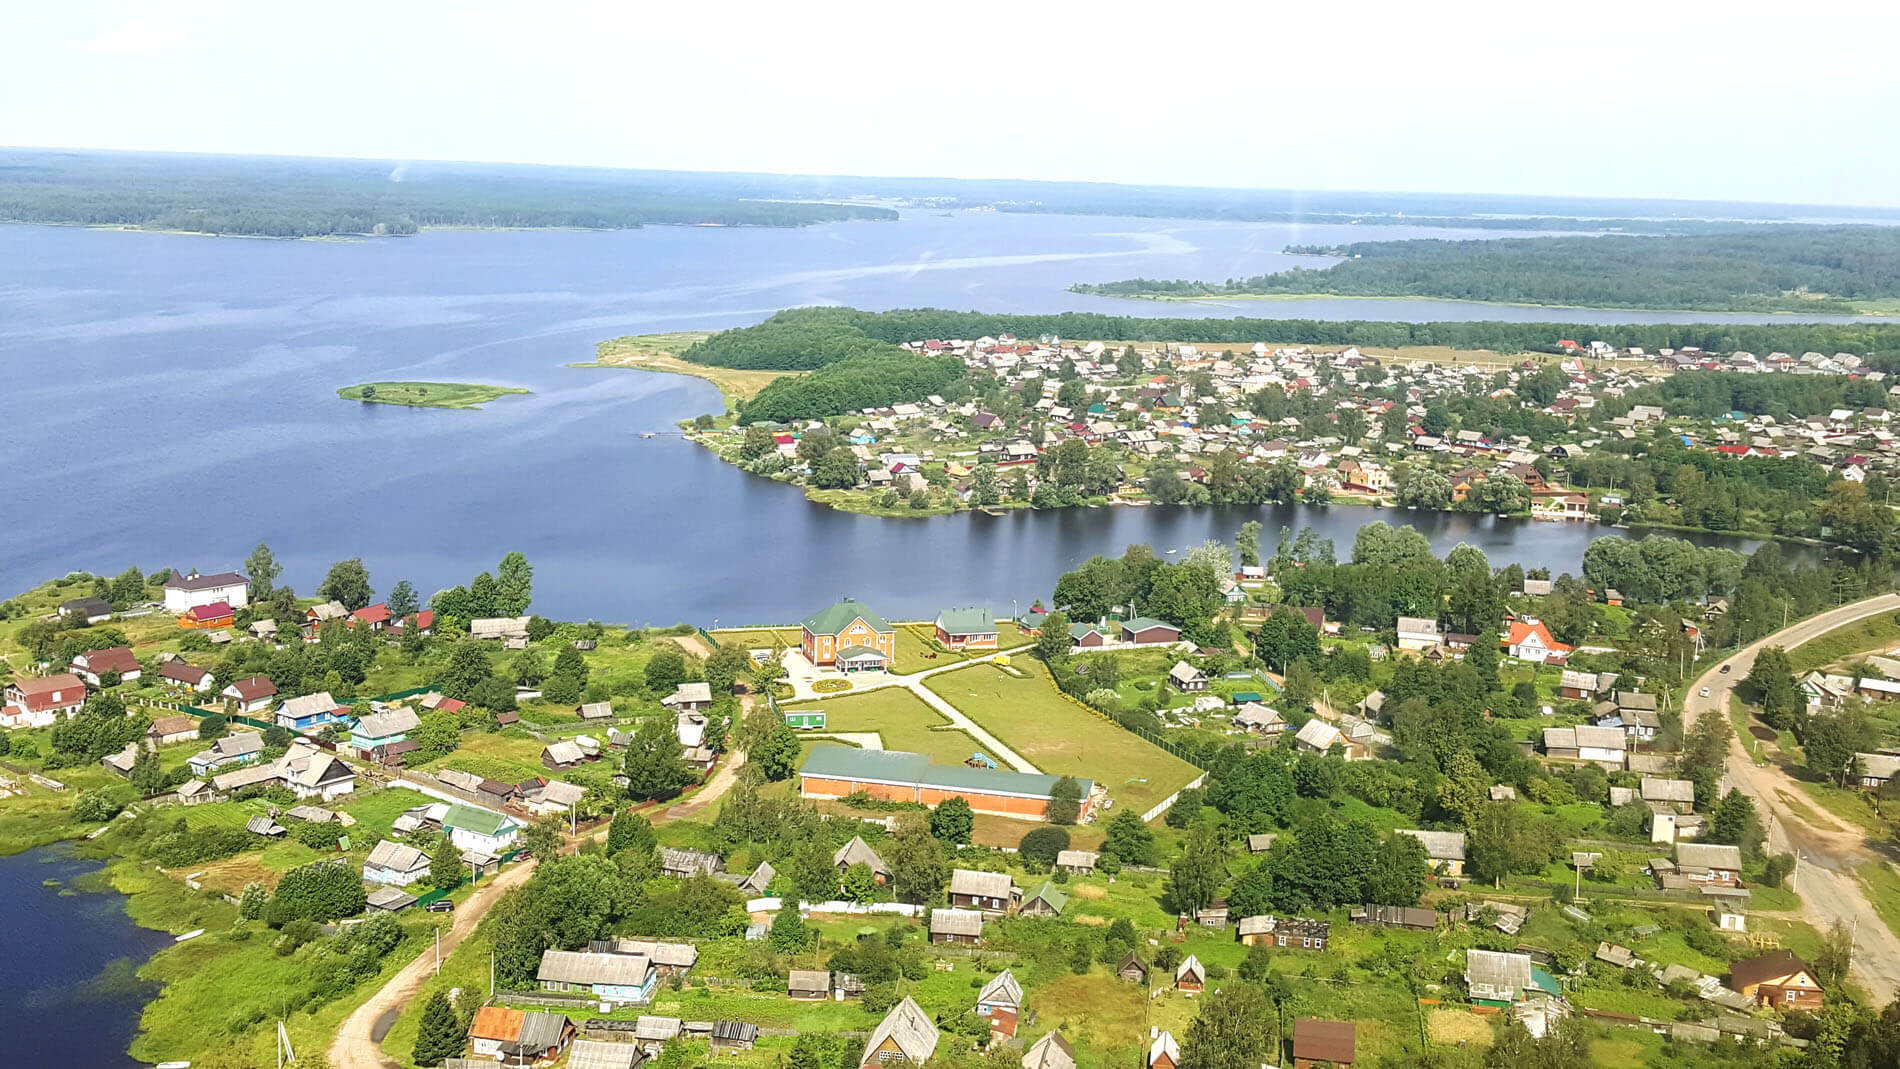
[863,997,939,1063]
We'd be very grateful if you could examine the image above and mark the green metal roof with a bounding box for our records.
[1069,622,1102,640]
[1530,966,1561,997]
[801,599,892,636]
[935,607,997,636]
[1121,617,1176,634]
[799,745,1092,799]
[444,803,516,837]
[1026,881,1067,911]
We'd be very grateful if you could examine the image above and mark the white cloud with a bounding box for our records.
[83,21,182,54]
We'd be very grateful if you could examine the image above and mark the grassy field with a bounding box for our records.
[417,730,552,784]
[1787,610,1900,671]
[1857,856,1900,943]
[335,381,530,409]
[890,620,1032,674]
[782,687,981,766]
[588,332,790,410]
[925,661,1201,817]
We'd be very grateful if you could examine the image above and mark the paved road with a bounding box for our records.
[1681,592,1900,1003]
[327,747,750,1069]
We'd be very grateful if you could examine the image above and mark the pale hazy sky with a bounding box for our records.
[6,0,1898,208]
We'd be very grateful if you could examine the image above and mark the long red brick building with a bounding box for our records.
[798,746,1096,822]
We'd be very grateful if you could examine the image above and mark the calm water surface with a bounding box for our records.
[0,214,1830,623]
[0,844,171,1068]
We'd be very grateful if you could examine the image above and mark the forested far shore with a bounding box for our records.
[0,150,895,238]
[1072,226,1900,313]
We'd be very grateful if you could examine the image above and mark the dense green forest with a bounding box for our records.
[1072,226,1900,312]
[740,355,963,424]
[678,307,910,370]
[0,150,894,238]
[695,306,1900,359]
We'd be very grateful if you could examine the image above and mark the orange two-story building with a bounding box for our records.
[800,599,896,671]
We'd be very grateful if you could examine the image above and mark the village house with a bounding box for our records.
[1175,954,1206,993]
[1232,701,1286,738]
[445,804,520,854]
[1352,905,1440,931]
[221,675,277,714]
[712,1021,759,1053]
[949,868,1018,913]
[788,969,831,1001]
[801,598,896,671]
[1120,617,1182,645]
[660,680,712,713]
[363,839,431,885]
[147,714,199,745]
[1055,849,1097,875]
[537,949,657,1004]
[1856,752,1900,789]
[1541,725,1627,769]
[70,645,141,687]
[1237,915,1330,950]
[1395,616,1442,652]
[1676,842,1744,887]
[469,615,531,642]
[468,1007,576,1063]
[1020,881,1067,917]
[181,601,235,629]
[1021,1031,1076,1069]
[1731,950,1824,1011]
[1148,1030,1180,1069]
[349,707,419,754]
[276,691,347,732]
[934,607,999,650]
[1504,618,1573,663]
[1292,1019,1357,1069]
[860,997,938,1066]
[1397,829,1467,877]
[156,660,213,693]
[1294,718,1360,760]
[976,968,1023,1036]
[187,731,265,776]
[930,908,985,945]
[799,747,1099,822]
[1166,661,1208,692]
[543,740,586,770]
[163,569,249,613]
[1465,949,1549,1005]
[58,596,115,623]
[659,847,724,879]
[2,673,88,728]
[834,835,891,883]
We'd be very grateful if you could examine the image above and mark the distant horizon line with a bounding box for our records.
[7,142,1898,218]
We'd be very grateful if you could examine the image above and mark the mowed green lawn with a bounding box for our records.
[783,687,981,766]
[925,661,1200,817]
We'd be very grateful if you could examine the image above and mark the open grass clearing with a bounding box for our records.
[784,686,983,766]
[1788,611,1900,672]
[925,661,1201,817]
[588,332,789,408]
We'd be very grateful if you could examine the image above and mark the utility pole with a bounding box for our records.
[435,925,442,976]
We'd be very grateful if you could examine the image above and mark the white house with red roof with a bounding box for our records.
[1504,618,1572,663]
[70,646,141,686]
[3,673,88,728]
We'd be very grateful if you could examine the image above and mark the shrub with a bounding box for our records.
[812,679,852,694]
[1019,827,1071,870]
[73,789,125,823]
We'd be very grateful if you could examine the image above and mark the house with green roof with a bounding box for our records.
[800,599,894,671]
[1120,617,1182,646]
[444,803,522,855]
[1020,881,1067,917]
[799,746,1098,823]
[934,607,998,650]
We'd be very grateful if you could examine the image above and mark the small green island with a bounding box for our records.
[336,381,530,410]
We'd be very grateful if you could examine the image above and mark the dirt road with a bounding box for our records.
[327,859,537,1069]
[1682,592,1900,1002]
[327,746,749,1069]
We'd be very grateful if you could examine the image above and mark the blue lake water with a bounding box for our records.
[0,844,172,1068]
[0,213,1833,624]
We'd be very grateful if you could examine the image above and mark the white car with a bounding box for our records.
[1699,687,1711,698]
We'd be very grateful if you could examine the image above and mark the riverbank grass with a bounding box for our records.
[584,332,792,414]
[337,381,530,409]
